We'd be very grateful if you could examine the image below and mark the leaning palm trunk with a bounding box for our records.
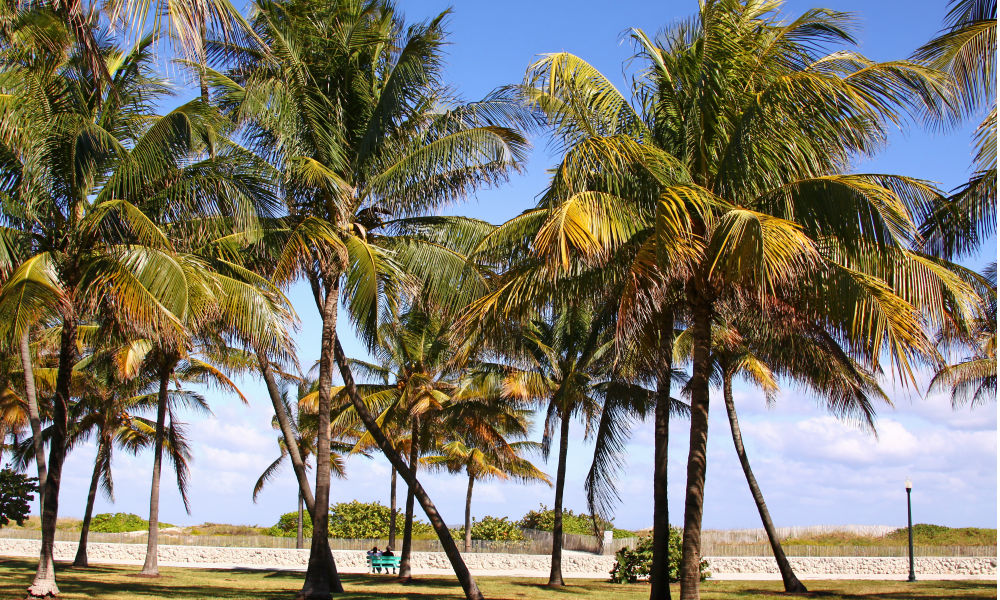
[464,472,474,553]
[73,435,107,567]
[140,365,173,576]
[298,274,345,599]
[650,310,674,600]
[399,418,419,580]
[332,336,485,600]
[257,350,317,516]
[19,327,46,510]
[722,371,806,593]
[388,467,398,547]
[548,411,571,587]
[680,298,713,600]
[28,312,78,597]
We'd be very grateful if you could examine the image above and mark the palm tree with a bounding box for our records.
[497,302,661,586]
[916,0,996,258]
[253,379,359,549]
[425,398,550,552]
[344,308,466,580]
[0,16,249,595]
[207,2,529,596]
[928,263,997,407]
[475,3,973,598]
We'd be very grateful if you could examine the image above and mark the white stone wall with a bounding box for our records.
[705,556,997,577]
[0,538,994,579]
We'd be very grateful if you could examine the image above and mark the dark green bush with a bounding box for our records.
[517,504,632,538]
[90,513,174,533]
[267,501,433,539]
[469,516,524,541]
[609,527,710,584]
[0,468,37,528]
[266,511,312,537]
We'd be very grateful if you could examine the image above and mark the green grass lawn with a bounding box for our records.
[0,559,994,599]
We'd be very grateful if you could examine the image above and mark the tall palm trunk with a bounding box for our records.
[722,370,806,593]
[19,327,46,511]
[257,351,317,515]
[299,273,345,599]
[74,434,107,567]
[680,297,712,600]
[140,363,173,576]
[650,309,674,600]
[297,491,305,550]
[548,410,571,587]
[332,336,484,600]
[464,471,474,553]
[398,418,419,580]
[28,312,78,598]
[388,467,397,547]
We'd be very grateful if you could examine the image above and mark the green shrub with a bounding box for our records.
[469,516,524,541]
[266,511,312,538]
[89,513,173,533]
[609,527,710,584]
[268,501,433,539]
[517,504,632,538]
[0,468,38,528]
[329,500,432,539]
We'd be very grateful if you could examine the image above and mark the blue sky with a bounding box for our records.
[51,0,996,533]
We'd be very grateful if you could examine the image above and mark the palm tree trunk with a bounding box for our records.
[722,371,806,593]
[679,297,712,600]
[399,418,419,580]
[19,327,46,511]
[140,363,173,576]
[548,410,570,587]
[28,313,78,598]
[332,336,484,600]
[650,309,674,600]
[388,467,397,547]
[464,472,474,553]
[74,435,106,567]
[297,491,305,550]
[299,273,345,599]
[257,350,317,516]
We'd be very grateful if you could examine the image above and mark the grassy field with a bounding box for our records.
[0,559,994,600]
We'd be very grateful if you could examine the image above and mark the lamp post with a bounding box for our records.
[905,478,916,582]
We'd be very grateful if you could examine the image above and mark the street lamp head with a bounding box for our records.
[905,478,912,490]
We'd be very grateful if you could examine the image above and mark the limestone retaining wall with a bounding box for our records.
[0,538,994,579]
[705,556,997,578]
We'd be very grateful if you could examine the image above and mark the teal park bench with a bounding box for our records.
[368,555,401,574]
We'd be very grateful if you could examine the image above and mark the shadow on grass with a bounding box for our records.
[732,580,995,600]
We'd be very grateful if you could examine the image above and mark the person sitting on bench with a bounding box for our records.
[366,546,382,573]
[381,546,396,574]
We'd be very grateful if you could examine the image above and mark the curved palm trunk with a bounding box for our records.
[297,491,305,550]
[398,418,419,580]
[332,336,484,600]
[298,274,345,599]
[73,434,107,567]
[680,297,712,600]
[257,350,317,517]
[464,472,474,553]
[140,364,173,576]
[548,411,571,587]
[20,327,47,511]
[28,313,78,598]
[388,467,398,547]
[650,310,674,600]
[722,371,806,593]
